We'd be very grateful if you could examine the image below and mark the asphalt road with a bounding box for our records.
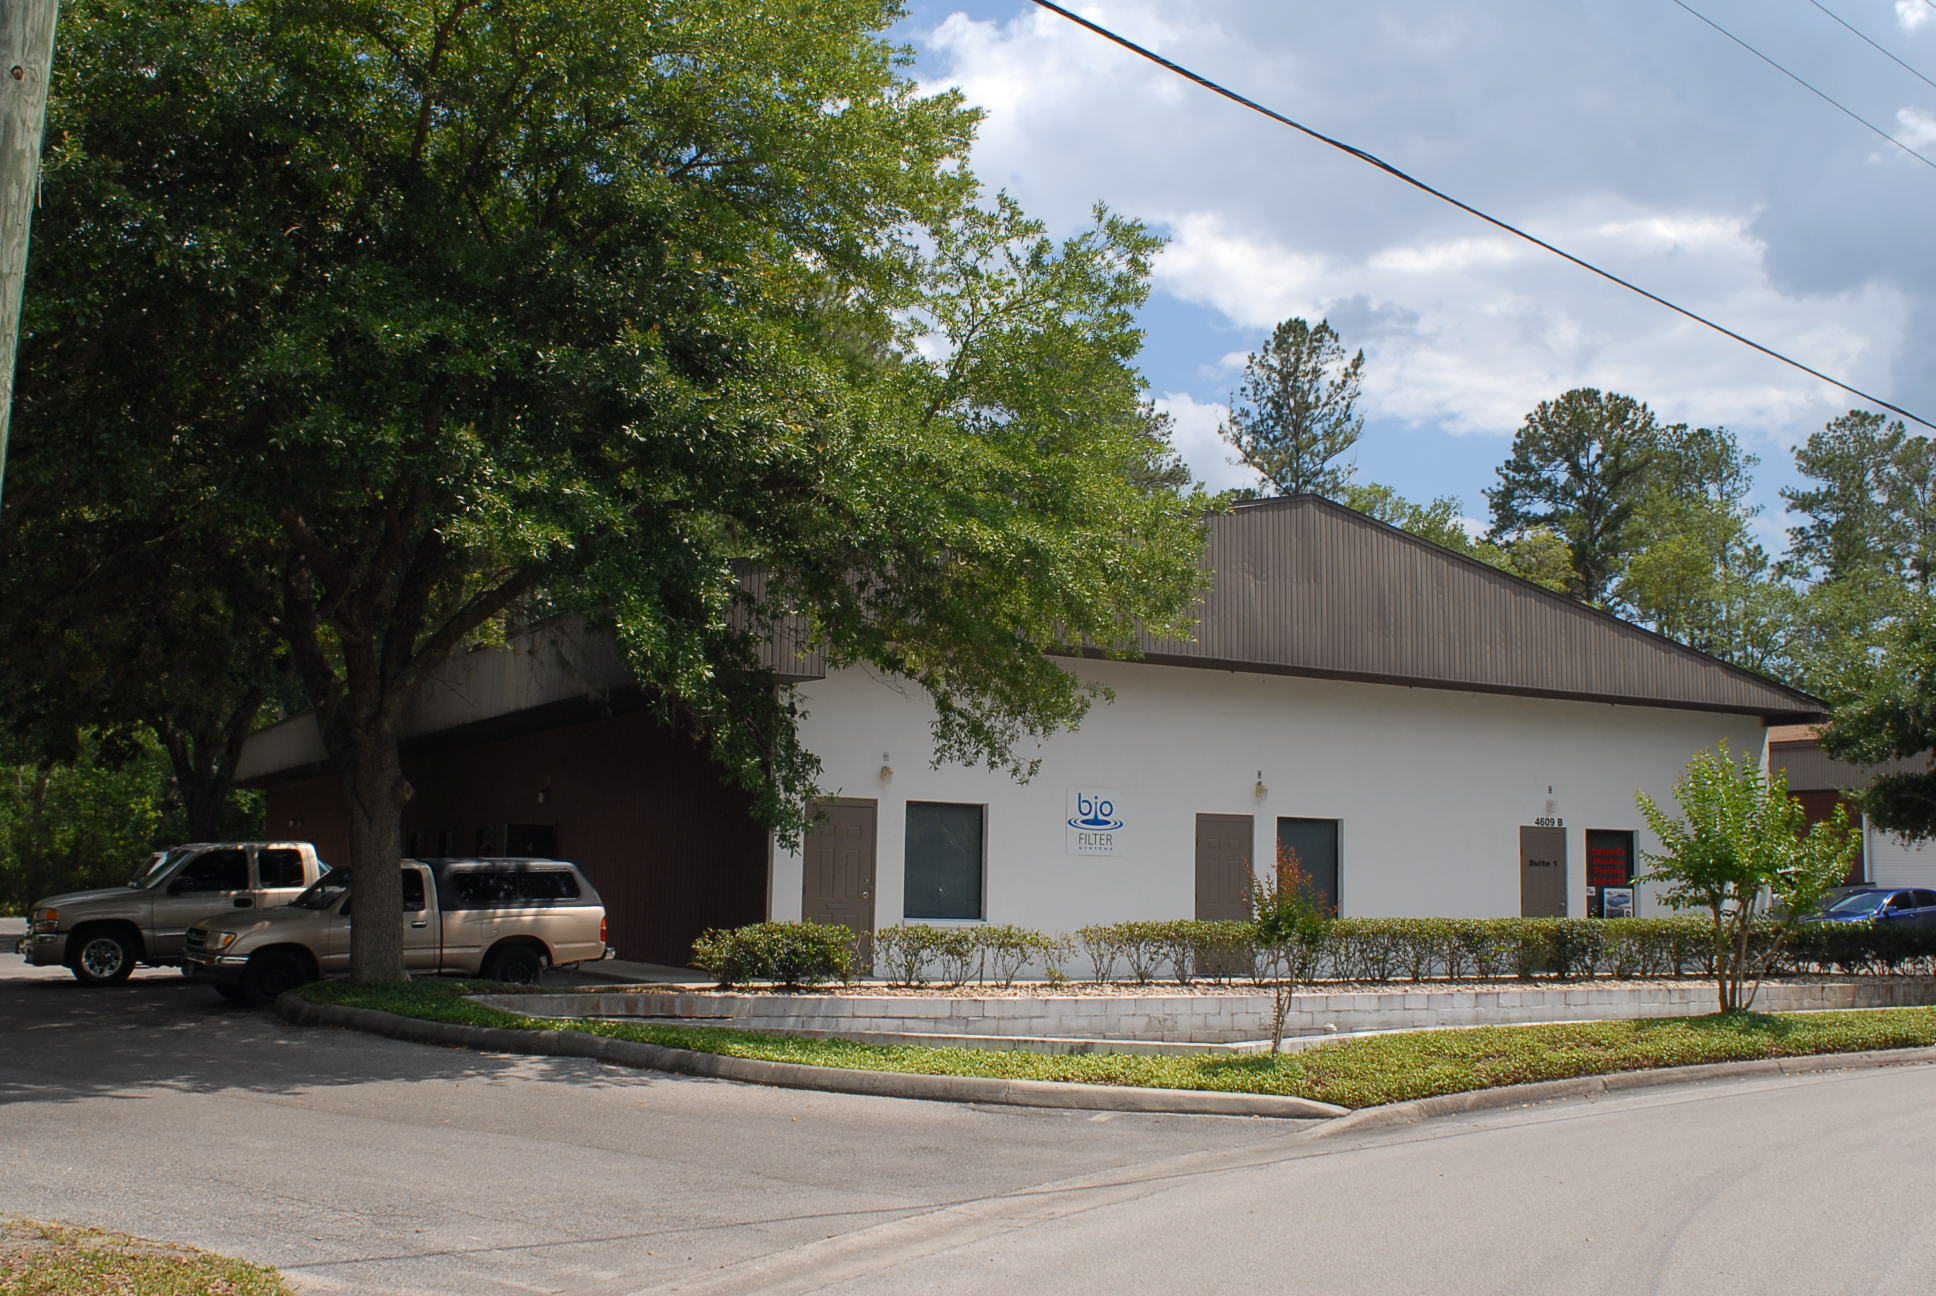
[5,938,1935,1295]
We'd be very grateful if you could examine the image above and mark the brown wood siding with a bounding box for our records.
[264,710,767,966]
[1772,740,1927,792]
[1794,789,1867,884]
[1131,496,1822,722]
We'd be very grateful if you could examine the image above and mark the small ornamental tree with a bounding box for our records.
[1637,743,1859,1013]
[1248,843,1333,1054]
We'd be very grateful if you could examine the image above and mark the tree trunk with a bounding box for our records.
[157,708,259,843]
[340,722,408,984]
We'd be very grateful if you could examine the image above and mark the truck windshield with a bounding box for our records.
[130,847,200,889]
[292,871,351,911]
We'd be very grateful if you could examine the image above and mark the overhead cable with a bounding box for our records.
[1668,0,1936,172]
[1808,0,1936,95]
[1025,0,1935,433]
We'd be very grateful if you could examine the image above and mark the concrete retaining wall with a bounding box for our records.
[479,979,1936,1046]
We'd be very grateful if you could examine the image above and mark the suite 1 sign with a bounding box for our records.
[1066,789,1124,856]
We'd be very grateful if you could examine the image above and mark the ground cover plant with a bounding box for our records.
[0,1216,292,1296]
[301,980,1936,1111]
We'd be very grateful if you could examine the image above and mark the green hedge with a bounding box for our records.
[690,915,1936,988]
[689,920,857,989]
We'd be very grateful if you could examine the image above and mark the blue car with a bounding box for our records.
[1803,887,1936,930]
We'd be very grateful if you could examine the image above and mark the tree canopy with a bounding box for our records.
[14,0,1207,980]
[1219,316,1365,497]
[1485,388,1663,606]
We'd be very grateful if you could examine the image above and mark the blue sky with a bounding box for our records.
[892,0,1936,546]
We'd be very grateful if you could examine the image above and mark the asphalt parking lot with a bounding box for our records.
[0,924,1296,1295]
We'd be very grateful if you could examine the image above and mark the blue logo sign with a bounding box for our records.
[1067,793,1123,832]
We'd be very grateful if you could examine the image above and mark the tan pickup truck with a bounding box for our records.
[184,856,609,1004]
[18,842,331,985]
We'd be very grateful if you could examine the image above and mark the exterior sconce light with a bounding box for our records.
[287,816,304,829]
[880,751,894,783]
[537,785,550,805]
[1253,770,1267,799]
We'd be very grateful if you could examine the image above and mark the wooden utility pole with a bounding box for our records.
[0,0,58,512]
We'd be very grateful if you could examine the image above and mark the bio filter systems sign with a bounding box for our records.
[1066,788,1124,856]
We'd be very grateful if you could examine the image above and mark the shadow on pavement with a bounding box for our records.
[0,973,649,1107]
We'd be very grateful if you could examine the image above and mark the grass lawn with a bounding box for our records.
[301,979,1936,1109]
[0,1218,292,1296]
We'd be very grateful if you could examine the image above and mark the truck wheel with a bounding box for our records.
[238,951,308,1007]
[484,944,547,985]
[69,929,137,987]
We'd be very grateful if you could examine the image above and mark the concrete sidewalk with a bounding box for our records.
[553,957,701,986]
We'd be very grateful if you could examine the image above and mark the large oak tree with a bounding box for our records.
[14,0,1206,981]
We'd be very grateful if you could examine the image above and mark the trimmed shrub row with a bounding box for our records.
[689,916,1936,988]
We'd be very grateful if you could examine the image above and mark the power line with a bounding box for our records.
[1667,0,1936,172]
[1809,0,1936,96]
[1026,0,1935,434]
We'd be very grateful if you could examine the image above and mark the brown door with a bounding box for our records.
[1195,814,1253,920]
[803,799,877,962]
[1520,826,1567,917]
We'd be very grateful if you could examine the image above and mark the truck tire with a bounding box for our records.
[483,943,547,985]
[68,928,137,987]
[238,950,308,1007]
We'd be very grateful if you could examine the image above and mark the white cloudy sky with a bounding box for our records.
[895,0,1936,540]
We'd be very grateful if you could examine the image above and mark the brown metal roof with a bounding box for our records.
[1122,495,1825,723]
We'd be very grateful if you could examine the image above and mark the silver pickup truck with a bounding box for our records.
[18,842,331,985]
[184,856,609,1004]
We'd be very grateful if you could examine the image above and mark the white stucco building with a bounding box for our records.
[242,496,1824,964]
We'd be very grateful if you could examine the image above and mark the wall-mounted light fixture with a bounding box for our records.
[287,816,304,829]
[1253,770,1268,799]
[879,751,894,783]
[537,784,551,806]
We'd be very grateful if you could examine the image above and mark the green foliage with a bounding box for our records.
[1776,410,1936,690]
[1186,919,1257,985]
[0,729,263,912]
[1220,317,1365,498]
[1638,743,1860,1011]
[1820,595,1936,843]
[1247,844,1333,1052]
[1782,411,1935,590]
[1618,424,1796,672]
[25,0,1208,982]
[304,979,1936,1112]
[0,1217,296,1296]
[689,921,857,990]
[1486,388,1665,606]
[1075,923,1126,983]
[1784,921,1936,976]
[977,925,1071,987]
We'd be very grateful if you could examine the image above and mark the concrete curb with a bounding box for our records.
[1306,1045,1936,1140]
[274,995,1351,1120]
[277,995,1936,1129]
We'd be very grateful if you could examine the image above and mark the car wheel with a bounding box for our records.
[69,929,137,986]
[238,951,308,1007]
[484,944,547,985]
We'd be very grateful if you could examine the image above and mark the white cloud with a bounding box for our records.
[1899,107,1936,151]
[1149,201,1908,441]
[914,0,1933,510]
[1152,391,1263,493]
